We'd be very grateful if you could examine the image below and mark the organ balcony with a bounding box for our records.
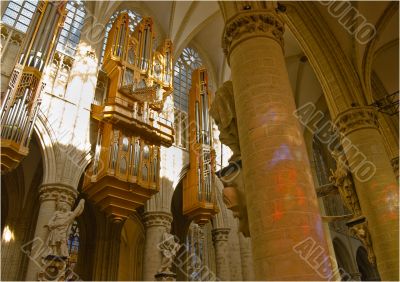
[183,68,218,225]
[83,13,174,221]
[1,1,67,173]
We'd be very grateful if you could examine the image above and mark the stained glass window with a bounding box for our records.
[100,9,142,64]
[66,220,79,278]
[1,0,38,33]
[56,1,86,57]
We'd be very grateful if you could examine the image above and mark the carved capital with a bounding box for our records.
[222,11,284,63]
[143,212,172,229]
[212,228,230,242]
[39,183,78,206]
[334,107,379,137]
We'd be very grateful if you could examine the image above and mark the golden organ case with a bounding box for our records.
[1,1,67,172]
[83,13,174,221]
[183,68,218,225]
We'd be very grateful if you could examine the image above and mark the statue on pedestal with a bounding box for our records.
[38,198,85,281]
[44,199,85,258]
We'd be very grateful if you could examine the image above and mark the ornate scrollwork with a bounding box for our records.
[334,107,379,137]
[222,11,284,60]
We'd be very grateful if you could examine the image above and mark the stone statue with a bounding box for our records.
[329,149,362,216]
[211,81,250,237]
[44,199,85,258]
[158,231,181,274]
[350,222,376,264]
[210,80,240,162]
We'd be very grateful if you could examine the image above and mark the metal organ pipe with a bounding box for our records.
[10,88,29,140]
[3,100,20,139]
[24,100,40,146]
[16,114,29,143]
[1,88,11,116]
[29,4,52,68]
[39,4,59,71]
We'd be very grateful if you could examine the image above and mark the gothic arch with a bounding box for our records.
[282,2,365,117]
[332,237,355,280]
[33,111,57,185]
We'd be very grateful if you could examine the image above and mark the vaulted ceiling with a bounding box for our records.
[86,1,399,110]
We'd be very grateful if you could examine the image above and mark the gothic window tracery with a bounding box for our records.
[2,0,38,33]
[56,1,86,57]
[173,47,203,149]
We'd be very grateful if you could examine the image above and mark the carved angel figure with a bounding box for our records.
[158,231,180,273]
[44,199,85,258]
[329,149,361,216]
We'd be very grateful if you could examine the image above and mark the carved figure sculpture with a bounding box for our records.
[158,231,181,273]
[350,222,376,264]
[211,81,250,237]
[44,199,85,258]
[209,80,240,162]
[329,149,362,216]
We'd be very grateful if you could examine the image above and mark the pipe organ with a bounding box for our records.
[83,13,174,222]
[0,1,67,172]
[183,68,218,225]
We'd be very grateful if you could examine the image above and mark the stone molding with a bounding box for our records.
[212,228,230,242]
[38,183,78,206]
[143,212,172,229]
[222,11,284,62]
[334,107,379,137]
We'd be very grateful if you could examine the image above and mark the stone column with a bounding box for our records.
[334,107,399,280]
[220,3,333,280]
[211,228,231,281]
[24,183,77,281]
[142,212,173,281]
[238,233,255,281]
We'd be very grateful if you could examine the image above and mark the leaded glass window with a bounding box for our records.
[173,47,202,113]
[100,9,142,65]
[173,47,202,148]
[56,1,86,57]
[1,0,38,33]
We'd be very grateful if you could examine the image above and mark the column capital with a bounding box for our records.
[334,106,379,137]
[222,10,284,64]
[212,228,230,242]
[38,183,78,206]
[143,211,172,229]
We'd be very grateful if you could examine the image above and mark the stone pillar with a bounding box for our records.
[211,228,231,281]
[220,3,333,280]
[142,212,173,281]
[24,183,77,281]
[238,233,255,281]
[334,107,399,280]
